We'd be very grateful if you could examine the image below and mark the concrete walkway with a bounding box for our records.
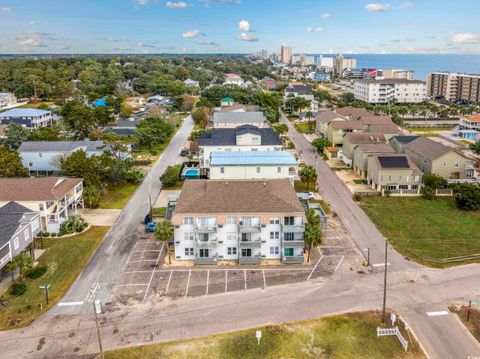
[80,209,121,226]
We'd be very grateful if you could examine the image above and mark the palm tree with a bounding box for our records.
[304,209,322,263]
[470,140,480,156]
[299,165,318,190]
[154,220,174,264]
[5,260,18,282]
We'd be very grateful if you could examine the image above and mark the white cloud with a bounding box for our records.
[29,20,36,25]
[365,3,391,12]
[320,12,330,19]
[182,29,201,38]
[200,40,218,45]
[451,33,480,43]
[307,27,324,33]
[239,19,250,32]
[237,32,258,41]
[166,1,187,8]
[399,1,414,8]
[390,38,401,43]
[0,6,11,12]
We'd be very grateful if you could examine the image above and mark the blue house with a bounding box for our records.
[0,108,54,128]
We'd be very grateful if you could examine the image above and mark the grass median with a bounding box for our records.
[0,226,109,330]
[103,311,425,359]
[360,197,480,267]
[99,183,139,209]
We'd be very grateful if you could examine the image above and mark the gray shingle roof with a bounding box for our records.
[199,125,282,146]
[405,137,451,161]
[213,111,266,124]
[0,202,35,248]
[18,140,105,152]
[390,135,418,143]
[315,110,343,124]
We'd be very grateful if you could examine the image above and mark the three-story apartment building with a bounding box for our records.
[172,179,306,265]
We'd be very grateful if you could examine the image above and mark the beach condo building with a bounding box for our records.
[172,179,306,265]
[353,79,426,104]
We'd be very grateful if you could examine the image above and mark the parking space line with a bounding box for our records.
[114,283,149,287]
[126,259,158,263]
[225,270,228,293]
[244,269,247,290]
[185,269,191,297]
[334,256,345,272]
[131,250,162,253]
[142,242,165,302]
[165,270,173,294]
[307,249,323,280]
[262,269,266,289]
[206,270,210,295]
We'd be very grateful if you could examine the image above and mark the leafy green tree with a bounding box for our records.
[154,220,174,264]
[312,138,331,153]
[83,185,101,208]
[3,124,29,150]
[470,139,480,156]
[304,209,322,263]
[0,147,29,177]
[285,97,311,114]
[340,92,354,102]
[61,100,111,140]
[423,175,448,189]
[452,183,480,211]
[192,107,209,128]
[160,165,181,188]
[135,117,174,151]
[28,126,61,141]
[60,149,101,186]
[299,165,317,190]
[272,123,288,135]
[59,215,87,235]
[5,260,18,281]
[13,253,33,278]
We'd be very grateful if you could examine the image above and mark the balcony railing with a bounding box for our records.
[239,238,262,247]
[239,255,261,264]
[282,255,304,264]
[282,225,305,232]
[196,238,218,247]
[194,224,218,233]
[195,256,217,265]
[282,239,305,247]
[238,224,261,233]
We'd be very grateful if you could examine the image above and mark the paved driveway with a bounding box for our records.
[80,209,121,226]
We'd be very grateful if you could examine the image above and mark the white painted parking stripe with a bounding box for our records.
[206,270,210,295]
[114,283,149,287]
[185,269,191,297]
[334,256,345,272]
[126,259,158,263]
[426,311,449,317]
[307,250,323,280]
[165,270,173,294]
[58,301,84,306]
[372,263,391,267]
[244,269,247,290]
[131,250,162,253]
[142,242,164,302]
[86,282,100,303]
[225,270,228,293]
[262,269,266,289]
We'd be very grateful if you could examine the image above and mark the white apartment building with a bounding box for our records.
[172,179,306,265]
[459,115,480,131]
[353,79,426,104]
[209,151,297,181]
[224,73,244,86]
[199,125,283,167]
[334,54,357,77]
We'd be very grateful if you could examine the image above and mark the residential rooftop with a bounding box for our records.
[375,154,422,174]
[405,137,452,161]
[0,177,82,202]
[18,140,105,153]
[356,79,426,84]
[356,143,395,153]
[390,135,419,143]
[174,179,304,214]
[334,107,371,119]
[210,151,297,166]
[344,132,386,143]
[315,110,343,123]
[330,121,364,130]
[199,125,282,146]
[213,112,266,124]
[0,202,38,248]
[0,108,51,117]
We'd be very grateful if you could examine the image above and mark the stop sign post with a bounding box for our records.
[467,304,473,321]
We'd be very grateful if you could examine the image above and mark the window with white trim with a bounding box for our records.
[269,216,280,224]
[24,229,30,242]
[270,232,280,240]
[227,232,236,241]
[183,217,194,225]
[13,237,19,250]
[184,232,194,241]
[227,247,237,255]
[184,248,194,256]
[226,217,236,224]
[270,246,279,255]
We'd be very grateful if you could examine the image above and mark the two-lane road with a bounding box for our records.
[281,113,418,271]
[50,116,194,315]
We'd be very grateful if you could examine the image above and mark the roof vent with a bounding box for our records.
[225,181,228,186]
[263,182,266,187]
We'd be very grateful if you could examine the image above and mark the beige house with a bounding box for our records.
[364,123,401,140]
[326,121,364,146]
[388,135,419,153]
[334,107,372,121]
[171,179,306,265]
[367,154,423,192]
[342,132,386,162]
[405,137,475,180]
[353,143,396,177]
[315,110,345,136]
[0,177,84,233]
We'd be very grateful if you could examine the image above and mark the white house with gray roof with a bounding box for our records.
[18,140,123,175]
[199,125,283,168]
[0,202,42,270]
[212,111,268,128]
[0,108,54,128]
[0,92,17,110]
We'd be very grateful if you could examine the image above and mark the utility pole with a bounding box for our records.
[148,165,153,218]
[381,238,388,323]
[93,302,105,359]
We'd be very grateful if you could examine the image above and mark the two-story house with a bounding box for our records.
[172,179,306,265]
[342,132,386,164]
[0,202,42,270]
[388,135,419,153]
[0,177,84,233]
[315,110,345,136]
[0,108,54,128]
[367,154,423,192]
[209,151,297,182]
[405,137,475,180]
[199,125,283,168]
[326,120,364,146]
[353,143,396,177]
[212,112,268,128]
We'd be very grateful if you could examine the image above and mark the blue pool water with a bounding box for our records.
[185,169,199,178]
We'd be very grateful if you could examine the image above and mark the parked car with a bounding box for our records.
[145,222,157,233]
[301,191,315,200]
[180,148,189,156]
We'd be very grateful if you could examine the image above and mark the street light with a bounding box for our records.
[363,247,370,266]
[381,239,388,323]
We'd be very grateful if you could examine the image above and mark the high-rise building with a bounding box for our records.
[353,79,426,104]
[381,69,414,80]
[280,45,292,64]
[334,54,357,77]
[427,72,480,103]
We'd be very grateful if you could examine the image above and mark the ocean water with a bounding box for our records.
[315,54,480,81]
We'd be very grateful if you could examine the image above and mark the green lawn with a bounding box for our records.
[361,197,480,267]
[18,101,55,109]
[294,180,315,192]
[152,207,167,218]
[407,127,454,132]
[294,123,315,133]
[99,183,139,209]
[353,179,365,185]
[0,227,109,330]
[103,311,424,359]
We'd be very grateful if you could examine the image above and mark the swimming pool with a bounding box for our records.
[185,169,200,178]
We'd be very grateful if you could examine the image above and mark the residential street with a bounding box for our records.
[49,116,194,316]
[280,113,419,271]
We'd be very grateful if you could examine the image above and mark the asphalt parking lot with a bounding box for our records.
[113,220,363,303]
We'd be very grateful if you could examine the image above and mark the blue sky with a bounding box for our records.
[0,0,479,54]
